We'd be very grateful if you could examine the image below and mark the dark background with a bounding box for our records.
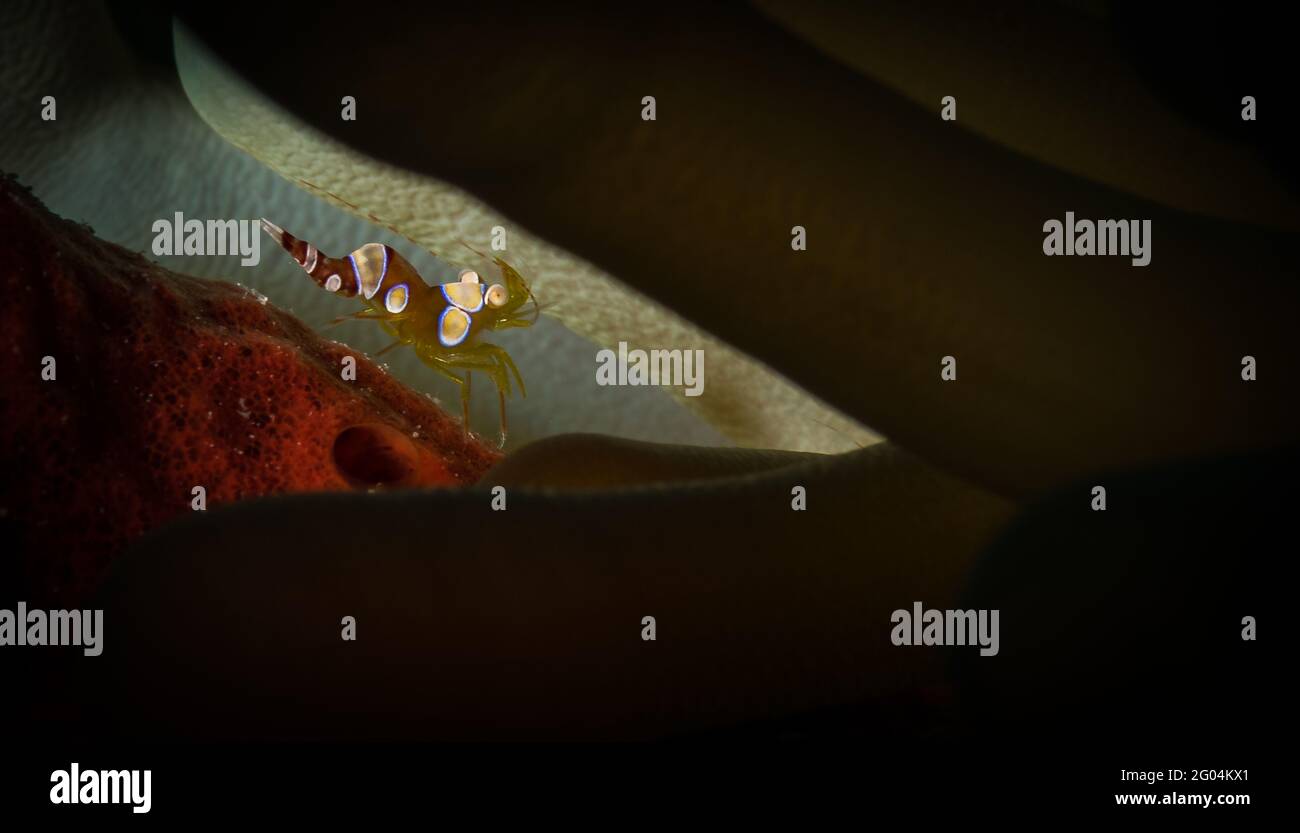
[0,0,1288,817]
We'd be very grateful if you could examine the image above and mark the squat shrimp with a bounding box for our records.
[260,220,538,447]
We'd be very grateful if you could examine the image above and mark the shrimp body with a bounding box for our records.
[260,220,537,445]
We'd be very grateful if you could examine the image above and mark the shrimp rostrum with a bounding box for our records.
[261,219,537,446]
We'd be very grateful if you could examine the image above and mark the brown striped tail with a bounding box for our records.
[259,219,358,297]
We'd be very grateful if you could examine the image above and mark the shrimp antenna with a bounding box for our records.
[522,274,540,323]
[457,239,490,260]
[288,175,440,259]
[807,416,873,451]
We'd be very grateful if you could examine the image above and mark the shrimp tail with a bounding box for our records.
[260,218,358,297]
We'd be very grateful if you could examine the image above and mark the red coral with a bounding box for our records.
[0,174,500,605]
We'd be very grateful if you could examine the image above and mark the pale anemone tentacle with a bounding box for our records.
[172,22,879,454]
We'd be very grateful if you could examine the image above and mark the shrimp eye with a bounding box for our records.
[485,283,509,308]
[459,269,480,284]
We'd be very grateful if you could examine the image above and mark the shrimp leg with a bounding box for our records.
[421,344,522,446]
